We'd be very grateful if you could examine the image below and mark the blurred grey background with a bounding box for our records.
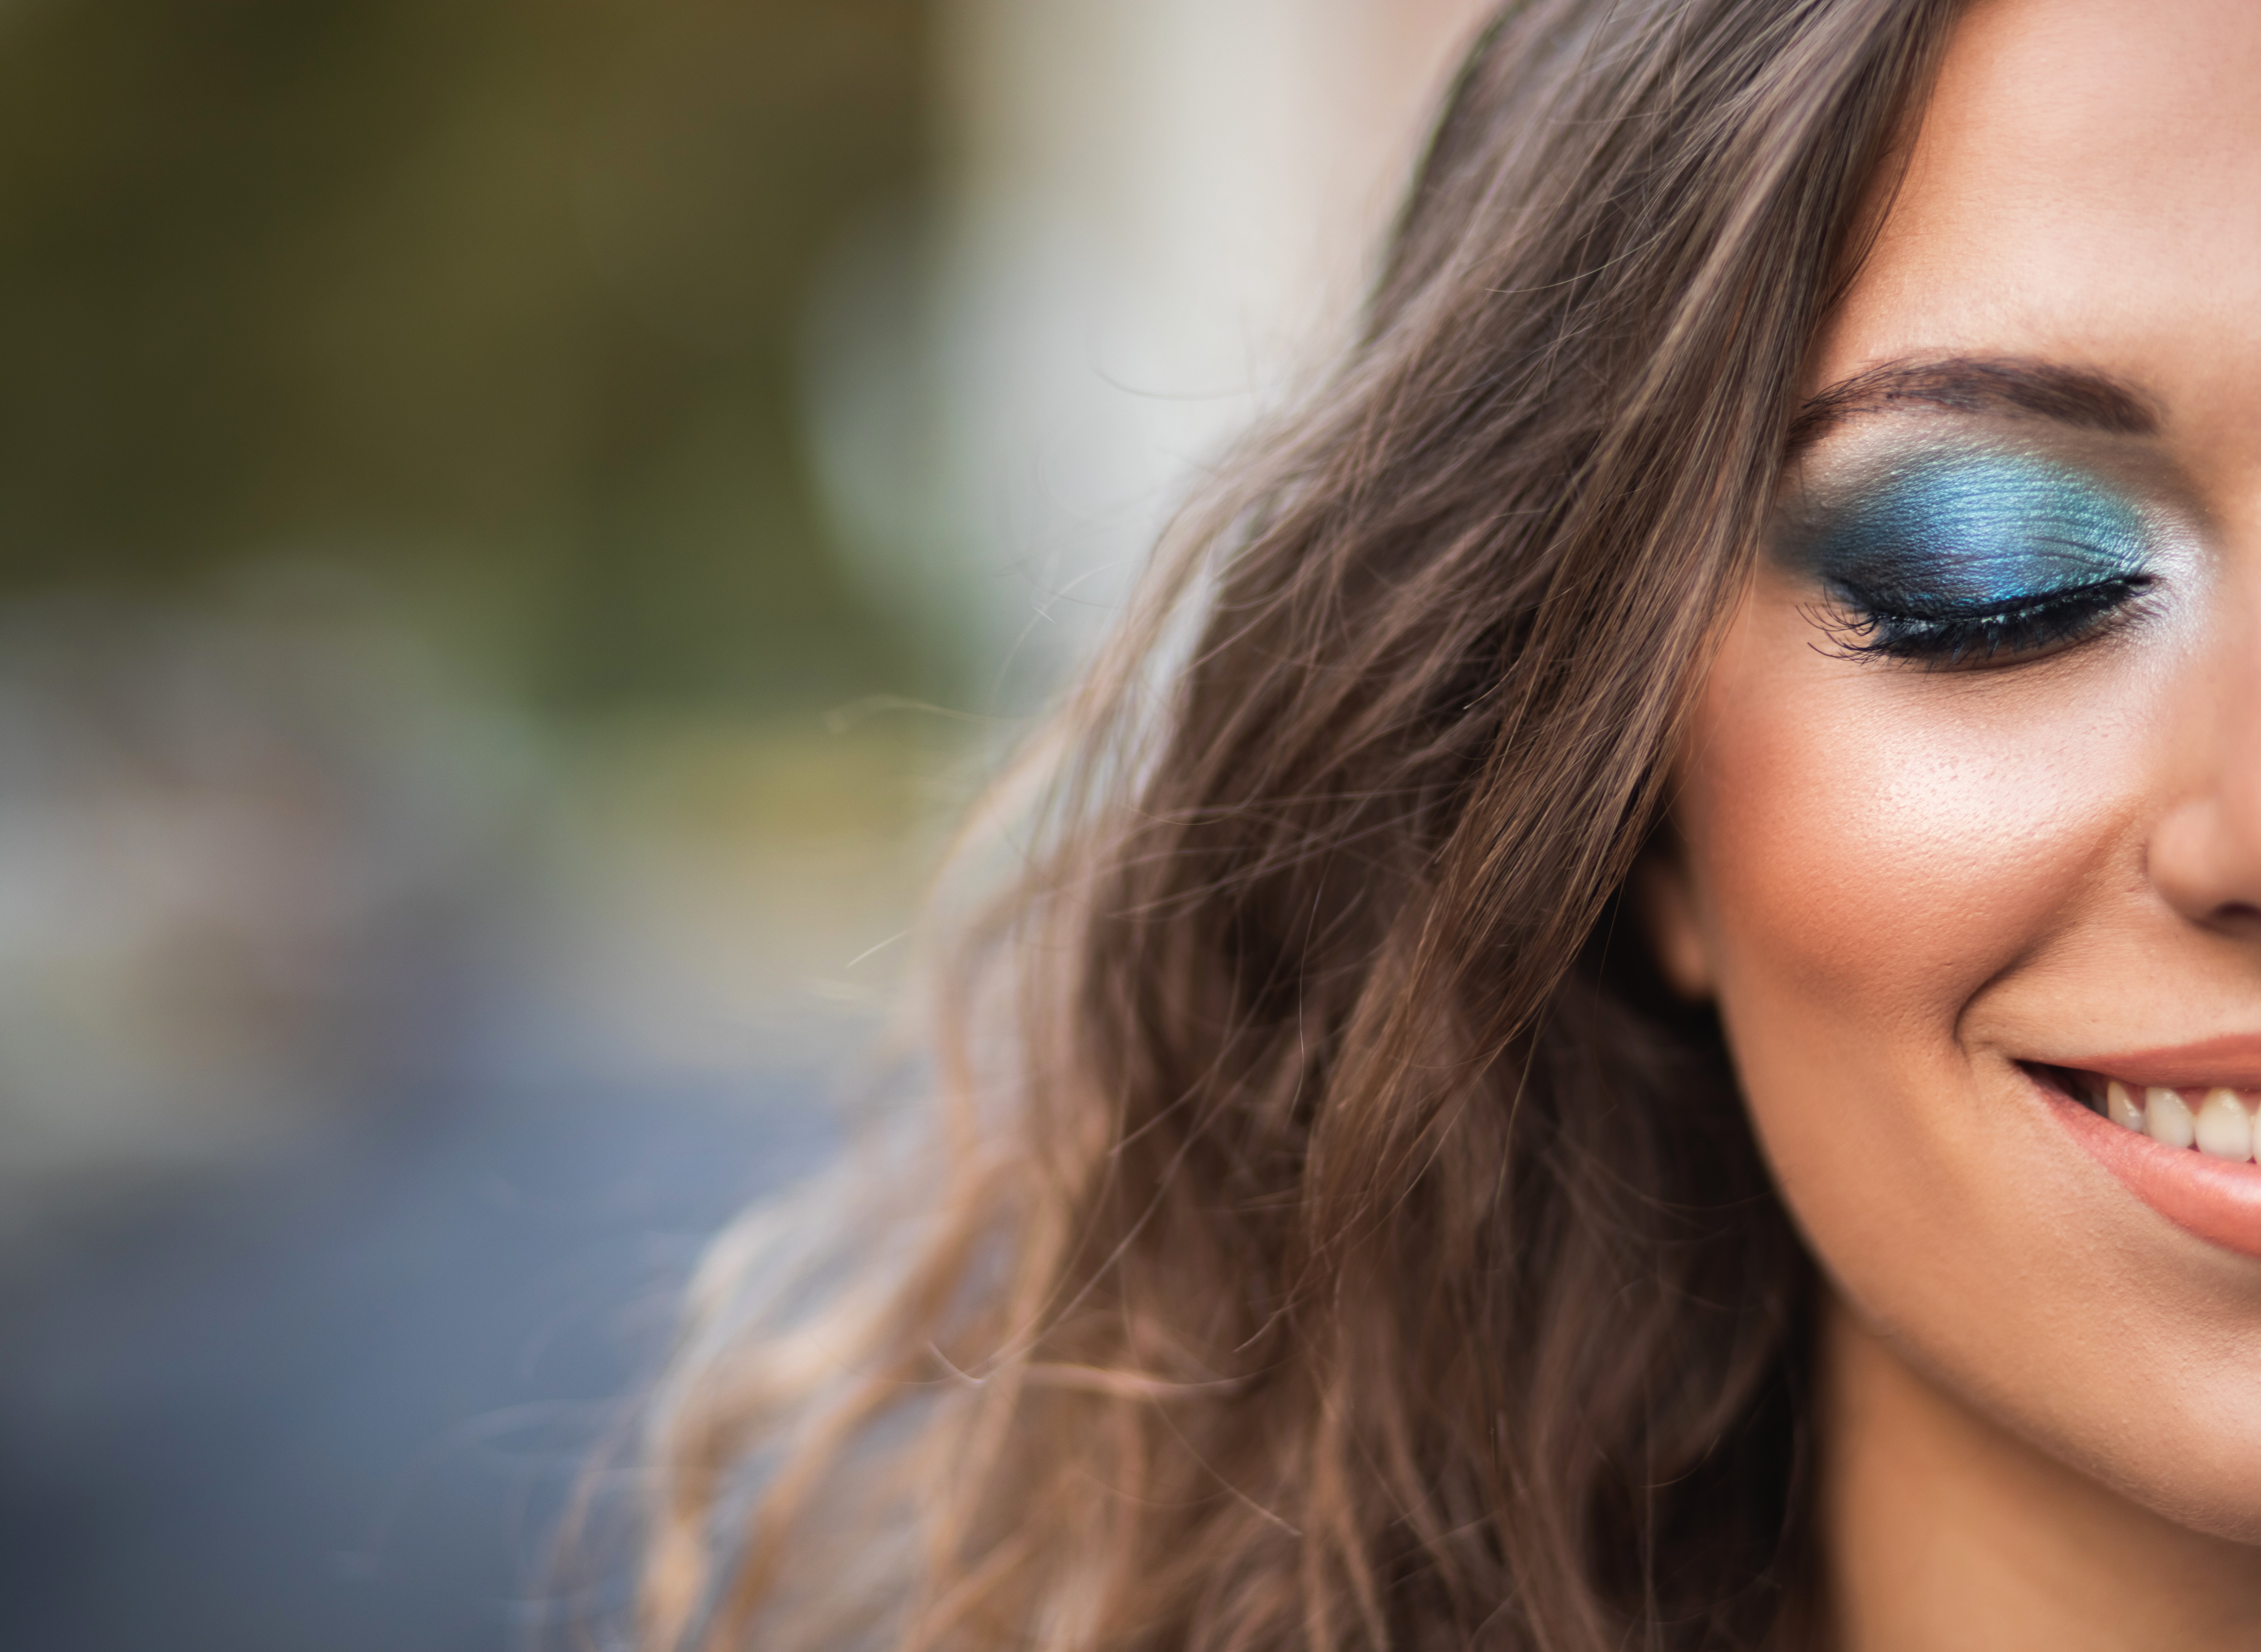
[0,2,1487,1646]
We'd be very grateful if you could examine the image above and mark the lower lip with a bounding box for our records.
[2045,1085,2261,1259]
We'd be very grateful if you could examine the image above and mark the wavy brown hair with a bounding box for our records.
[640,2,1961,1647]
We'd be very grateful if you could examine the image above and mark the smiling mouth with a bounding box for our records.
[2046,1066,2261,1165]
[2033,1062,2261,1259]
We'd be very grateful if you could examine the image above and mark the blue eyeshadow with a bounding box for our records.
[1783,450,2153,615]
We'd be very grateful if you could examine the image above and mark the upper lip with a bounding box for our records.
[2051,1033,2261,1091]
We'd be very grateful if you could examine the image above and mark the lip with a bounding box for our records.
[2043,1080,2261,1260]
[2053,1033,2261,1091]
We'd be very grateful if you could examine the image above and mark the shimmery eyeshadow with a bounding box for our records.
[1780,450,2152,615]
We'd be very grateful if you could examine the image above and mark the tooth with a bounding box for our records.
[2106,1079,2145,1133]
[2194,1088,2254,1162]
[2146,1086,2196,1149]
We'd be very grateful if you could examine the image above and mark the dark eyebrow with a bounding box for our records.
[1788,356,2159,453]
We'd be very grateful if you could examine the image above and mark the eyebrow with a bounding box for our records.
[1787,356,2159,452]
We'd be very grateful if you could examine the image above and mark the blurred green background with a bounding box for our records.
[0,0,934,710]
[0,5,962,1646]
[0,0,985,1237]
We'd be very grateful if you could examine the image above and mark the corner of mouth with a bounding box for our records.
[2028,1061,2261,1165]
[2026,1059,2261,1260]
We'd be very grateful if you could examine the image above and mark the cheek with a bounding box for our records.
[1671,598,2160,1351]
[1673,595,2261,1538]
[1684,622,2139,1061]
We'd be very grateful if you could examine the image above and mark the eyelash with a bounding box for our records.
[1820,573,2155,666]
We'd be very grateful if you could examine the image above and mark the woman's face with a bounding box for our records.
[1654,0,2261,1542]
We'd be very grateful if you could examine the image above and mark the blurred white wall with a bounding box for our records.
[808,0,1497,702]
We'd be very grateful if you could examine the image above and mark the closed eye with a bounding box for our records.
[1813,572,2154,668]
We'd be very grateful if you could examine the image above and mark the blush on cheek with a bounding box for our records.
[1685,620,2138,1032]
[1676,588,2176,1382]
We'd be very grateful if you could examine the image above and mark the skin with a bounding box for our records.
[1644,1,2261,1646]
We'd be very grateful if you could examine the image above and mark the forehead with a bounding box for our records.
[1815,0,2261,464]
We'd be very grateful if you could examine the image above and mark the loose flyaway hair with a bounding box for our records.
[639,2,1960,1648]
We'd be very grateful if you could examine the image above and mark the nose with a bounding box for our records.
[2150,795,2261,935]
[2146,636,2261,936]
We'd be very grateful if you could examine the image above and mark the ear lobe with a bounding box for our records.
[1631,844,1715,1000]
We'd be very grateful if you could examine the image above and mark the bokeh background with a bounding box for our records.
[0,3,1490,1646]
